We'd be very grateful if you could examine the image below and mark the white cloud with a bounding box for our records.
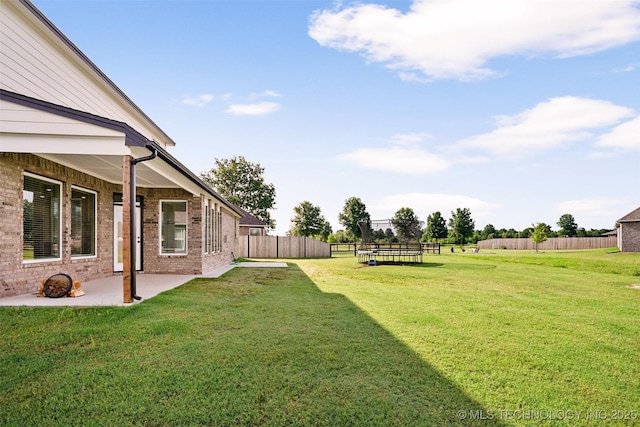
[338,145,450,174]
[182,94,214,107]
[595,116,640,151]
[225,102,281,116]
[250,90,282,99]
[555,198,631,228]
[613,63,638,73]
[309,0,640,81]
[262,90,282,98]
[390,132,431,145]
[371,193,500,222]
[455,97,635,158]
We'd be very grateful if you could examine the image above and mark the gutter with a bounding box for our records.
[129,145,157,301]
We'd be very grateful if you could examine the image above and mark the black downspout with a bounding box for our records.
[130,145,157,301]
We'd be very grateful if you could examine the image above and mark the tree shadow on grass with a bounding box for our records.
[361,262,497,270]
[0,264,505,426]
[201,263,506,426]
[413,262,498,270]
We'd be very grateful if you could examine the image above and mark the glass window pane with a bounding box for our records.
[161,201,187,254]
[204,204,209,253]
[23,175,61,261]
[71,188,96,257]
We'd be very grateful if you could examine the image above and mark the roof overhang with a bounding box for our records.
[10,0,176,148]
[0,90,243,217]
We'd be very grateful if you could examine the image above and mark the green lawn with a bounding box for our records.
[1,249,638,426]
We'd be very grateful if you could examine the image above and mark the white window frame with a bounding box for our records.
[214,202,218,253]
[214,203,219,252]
[217,206,222,251]
[160,200,188,255]
[22,172,63,264]
[70,186,97,259]
[204,200,209,254]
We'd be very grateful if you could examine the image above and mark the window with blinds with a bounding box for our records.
[71,187,96,257]
[23,173,61,261]
[161,200,187,254]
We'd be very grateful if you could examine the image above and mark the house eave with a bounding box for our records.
[1,90,242,217]
[14,0,176,148]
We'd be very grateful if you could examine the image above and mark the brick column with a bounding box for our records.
[122,155,132,303]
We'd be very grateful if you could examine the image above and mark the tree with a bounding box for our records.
[520,226,534,238]
[384,228,396,242]
[200,156,276,229]
[338,197,370,242]
[448,208,475,246]
[372,229,386,241]
[319,219,333,242]
[480,223,496,240]
[530,222,549,253]
[289,201,328,238]
[424,211,448,242]
[557,213,578,237]
[328,230,350,243]
[391,207,421,242]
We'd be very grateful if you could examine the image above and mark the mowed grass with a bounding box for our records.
[1,249,639,426]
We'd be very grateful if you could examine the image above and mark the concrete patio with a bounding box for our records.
[0,262,287,307]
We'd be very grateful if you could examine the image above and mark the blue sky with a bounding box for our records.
[34,0,640,235]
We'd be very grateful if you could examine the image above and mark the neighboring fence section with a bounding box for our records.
[238,236,331,259]
[331,242,441,255]
[477,236,618,251]
[330,243,358,253]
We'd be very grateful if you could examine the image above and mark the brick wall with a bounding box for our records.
[201,204,238,274]
[0,153,117,297]
[620,222,640,252]
[1,154,240,297]
[139,188,203,275]
[139,189,237,275]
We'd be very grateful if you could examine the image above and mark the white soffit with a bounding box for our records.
[0,98,205,193]
[136,156,204,195]
[37,153,131,183]
[0,99,128,155]
[1,134,128,155]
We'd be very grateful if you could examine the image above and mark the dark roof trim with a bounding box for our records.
[617,206,640,223]
[1,90,242,217]
[1,89,147,147]
[149,142,243,217]
[236,206,267,227]
[18,0,176,147]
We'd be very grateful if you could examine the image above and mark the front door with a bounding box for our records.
[113,204,142,272]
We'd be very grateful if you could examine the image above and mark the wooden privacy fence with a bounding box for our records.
[477,236,618,251]
[238,236,331,259]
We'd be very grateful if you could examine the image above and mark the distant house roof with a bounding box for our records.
[237,206,267,228]
[601,229,617,236]
[617,207,640,224]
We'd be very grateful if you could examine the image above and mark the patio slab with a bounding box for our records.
[0,261,288,307]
